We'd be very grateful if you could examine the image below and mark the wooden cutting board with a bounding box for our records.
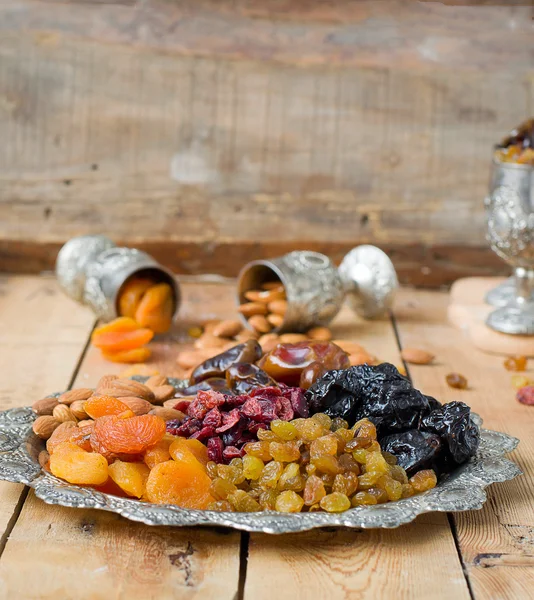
[448,277,534,356]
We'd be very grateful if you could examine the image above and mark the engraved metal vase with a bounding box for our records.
[485,160,534,335]
[237,246,398,333]
[56,235,181,322]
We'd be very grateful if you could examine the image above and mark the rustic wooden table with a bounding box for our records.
[0,274,531,599]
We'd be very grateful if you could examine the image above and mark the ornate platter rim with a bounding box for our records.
[0,403,521,534]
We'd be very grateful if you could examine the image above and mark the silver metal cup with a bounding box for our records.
[485,160,534,334]
[237,246,398,333]
[56,236,181,322]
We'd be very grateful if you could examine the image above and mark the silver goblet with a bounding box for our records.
[485,160,534,334]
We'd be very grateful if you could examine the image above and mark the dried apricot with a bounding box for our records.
[108,460,150,498]
[144,439,172,469]
[102,347,152,364]
[50,442,108,485]
[91,414,166,454]
[93,317,140,338]
[47,425,92,454]
[145,460,214,508]
[135,283,174,334]
[84,395,131,419]
[92,328,154,353]
[169,438,209,467]
[118,278,154,319]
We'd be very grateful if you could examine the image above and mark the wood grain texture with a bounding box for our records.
[394,289,534,600]
[0,1,532,281]
[244,297,471,600]
[0,279,242,600]
[0,275,94,550]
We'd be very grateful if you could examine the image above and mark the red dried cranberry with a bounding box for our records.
[173,400,192,413]
[203,407,222,429]
[198,390,226,409]
[517,385,534,405]
[190,426,216,441]
[222,446,244,461]
[216,408,241,433]
[207,437,224,463]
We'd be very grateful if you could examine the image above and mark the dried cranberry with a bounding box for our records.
[173,400,192,413]
[275,395,294,421]
[216,408,241,433]
[165,419,183,436]
[284,387,309,418]
[187,399,208,420]
[517,385,534,405]
[207,437,224,463]
[203,407,222,429]
[198,390,226,409]
[222,446,243,461]
[190,425,216,441]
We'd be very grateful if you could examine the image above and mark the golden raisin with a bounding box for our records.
[504,356,528,372]
[446,373,468,390]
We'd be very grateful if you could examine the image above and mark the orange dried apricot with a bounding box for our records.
[92,477,129,497]
[118,278,154,319]
[92,328,154,353]
[134,283,174,334]
[47,425,92,454]
[108,460,150,498]
[91,414,166,454]
[93,317,140,338]
[84,395,131,419]
[169,438,209,468]
[102,347,152,364]
[144,439,172,469]
[50,442,108,485]
[145,460,214,508]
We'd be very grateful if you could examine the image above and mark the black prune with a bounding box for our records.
[226,363,276,395]
[381,430,442,476]
[420,401,479,464]
[179,377,233,396]
[190,340,262,384]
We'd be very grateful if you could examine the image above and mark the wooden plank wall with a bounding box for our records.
[0,0,533,285]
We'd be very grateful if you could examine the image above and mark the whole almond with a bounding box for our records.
[268,300,288,316]
[77,419,94,428]
[194,333,227,350]
[146,374,167,389]
[245,289,285,303]
[258,333,280,353]
[58,388,93,405]
[120,397,152,415]
[115,379,155,401]
[38,450,50,469]
[212,320,243,339]
[32,397,59,416]
[261,282,284,292]
[97,374,118,389]
[332,340,367,355]
[307,326,332,341]
[151,385,176,404]
[349,352,374,366]
[235,329,260,342]
[203,319,222,334]
[177,350,208,370]
[70,400,88,420]
[266,313,284,328]
[33,416,61,440]
[149,407,185,422]
[164,398,188,410]
[278,333,308,343]
[401,348,435,365]
[238,302,268,317]
[53,405,77,423]
[248,315,272,334]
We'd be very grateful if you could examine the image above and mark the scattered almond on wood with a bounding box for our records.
[212,319,243,338]
[307,326,332,341]
[401,348,435,365]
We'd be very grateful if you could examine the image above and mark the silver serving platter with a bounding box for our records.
[0,402,521,534]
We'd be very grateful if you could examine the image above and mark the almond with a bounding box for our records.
[266,313,284,328]
[332,340,367,355]
[258,333,280,353]
[212,319,243,339]
[245,289,285,303]
[115,379,156,401]
[349,352,374,366]
[194,333,227,350]
[176,350,207,370]
[58,388,93,405]
[32,416,61,440]
[120,397,152,415]
[203,319,222,334]
[53,405,77,423]
[149,407,185,422]
[77,419,94,429]
[151,385,176,404]
[267,300,288,316]
[70,400,88,420]
[307,326,332,341]
[261,282,284,292]
[248,315,271,334]
[238,302,268,317]
[234,329,259,342]
[401,348,435,365]
[97,374,118,389]
[278,333,308,343]
[32,396,59,416]
[38,450,50,469]
[145,374,168,389]
[164,398,188,410]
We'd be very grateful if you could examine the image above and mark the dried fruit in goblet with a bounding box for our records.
[135,282,174,334]
[118,278,154,319]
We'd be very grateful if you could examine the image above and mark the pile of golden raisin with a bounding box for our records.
[207,414,436,513]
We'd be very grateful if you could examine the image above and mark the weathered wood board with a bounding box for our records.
[0,1,532,284]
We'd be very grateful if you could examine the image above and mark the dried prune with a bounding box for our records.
[179,378,233,396]
[226,363,276,395]
[381,430,442,476]
[258,342,349,388]
[190,340,262,384]
[420,402,479,464]
[306,363,438,435]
